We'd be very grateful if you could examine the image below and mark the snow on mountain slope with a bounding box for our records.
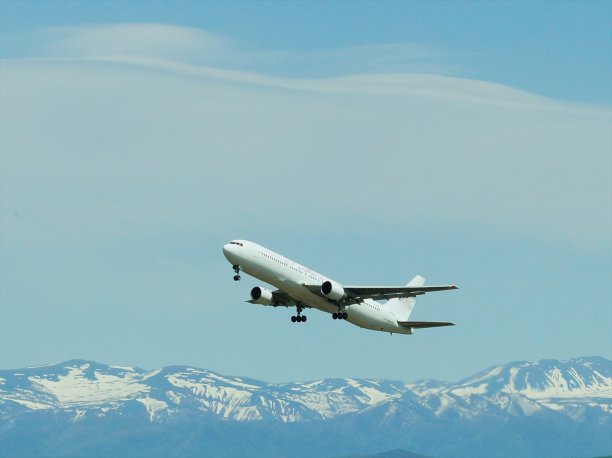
[0,357,610,424]
[0,360,405,423]
[0,360,148,411]
[31,364,149,405]
[405,356,611,420]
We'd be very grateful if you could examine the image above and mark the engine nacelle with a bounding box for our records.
[250,286,275,305]
[321,280,346,301]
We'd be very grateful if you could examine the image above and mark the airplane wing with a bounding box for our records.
[397,321,455,328]
[343,285,458,301]
[303,284,457,304]
[247,289,294,307]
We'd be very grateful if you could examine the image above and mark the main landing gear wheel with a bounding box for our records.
[291,305,307,323]
[232,265,241,281]
[332,312,348,320]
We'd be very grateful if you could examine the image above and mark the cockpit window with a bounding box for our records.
[230,241,243,247]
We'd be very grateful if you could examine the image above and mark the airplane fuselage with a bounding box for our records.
[223,240,413,334]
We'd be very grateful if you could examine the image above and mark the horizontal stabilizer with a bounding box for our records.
[397,321,455,329]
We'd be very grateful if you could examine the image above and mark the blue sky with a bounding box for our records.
[2,1,610,103]
[0,1,610,383]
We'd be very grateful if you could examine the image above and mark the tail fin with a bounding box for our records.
[386,275,425,321]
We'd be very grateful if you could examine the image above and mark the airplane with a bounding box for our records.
[222,240,458,335]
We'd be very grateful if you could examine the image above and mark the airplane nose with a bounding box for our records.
[223,243,232,257]
[223,243,236,262]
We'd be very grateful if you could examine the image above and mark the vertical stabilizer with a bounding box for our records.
[386,275,425,321]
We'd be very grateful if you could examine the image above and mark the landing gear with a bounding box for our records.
[332,312,348,320]
[232,265,241,281]
[291,305,307,323]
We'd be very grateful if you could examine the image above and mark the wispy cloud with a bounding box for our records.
[41,23,235,62]
[1,23,610,379]
[239,42,462,77]
[2,24,610,248]
[4,23,459,77]
[1,56,609,248]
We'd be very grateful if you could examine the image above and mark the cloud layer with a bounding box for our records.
[1,54,609,248]
[3,23,458,77]
[1,23,610,379]
[35,24,234,63]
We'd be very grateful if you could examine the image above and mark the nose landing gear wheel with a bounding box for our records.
[232,265,241,281]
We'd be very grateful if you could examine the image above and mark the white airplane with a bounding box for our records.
[222,240,458,335]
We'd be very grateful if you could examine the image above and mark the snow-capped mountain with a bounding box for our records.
[0,360,406,423]
[1,357,609,424]
[406,356,611,421]
[1,357,610,458]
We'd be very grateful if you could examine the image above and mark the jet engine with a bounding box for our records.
[250,286,275,305]
[321,280,346,301]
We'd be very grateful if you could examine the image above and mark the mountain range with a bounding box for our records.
[1,356,610,458]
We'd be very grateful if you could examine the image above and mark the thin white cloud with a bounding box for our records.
[34,23,236,64]
[0,24,610,249]
[5,23,458,76]
[1,23,610,380]
[240,42,462,76]
[0,57,609,249]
